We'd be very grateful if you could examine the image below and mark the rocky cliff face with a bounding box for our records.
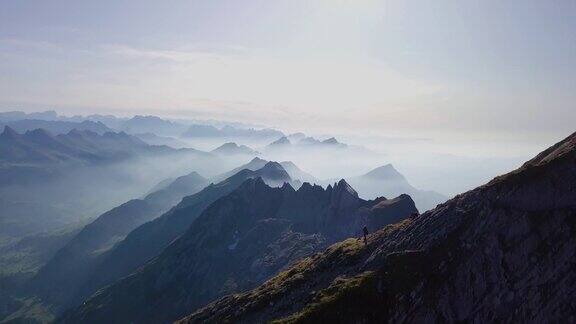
[59,178,417,323]
[180,131,576,323]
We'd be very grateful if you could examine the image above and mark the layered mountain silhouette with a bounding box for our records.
[180,131,576,323]
[0,119,112,135]
[265,136,347,151]
[0,127,169,165]
[29,171,209,310]
[55,162,294,311]
[59,176,417,323]
[0,110,60,122]
[0,128,213,248]
[347,163,447,212]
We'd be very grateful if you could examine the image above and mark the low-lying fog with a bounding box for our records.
[179,132,552,197]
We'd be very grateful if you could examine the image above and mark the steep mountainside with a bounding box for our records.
[347,163,447,212]
[59,178,417,323]
[28,172,208,312]
[181,131,576,323]
[69,162,294,307]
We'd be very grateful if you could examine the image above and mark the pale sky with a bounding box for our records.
[1,0,575,141]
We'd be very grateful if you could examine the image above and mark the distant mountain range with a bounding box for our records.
[59,175,417,323]
[182,124,284,140]
[119,115,189,137]
[0,126,163,165]
[0,111,286,141]
[178,131,576,324]
[0,111,374,159]
[265,135,347,150]
[0,126,227,251]
[0,110,61,122]
[0,120,112,135]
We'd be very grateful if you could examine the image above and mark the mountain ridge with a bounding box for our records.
[58,175,417,323]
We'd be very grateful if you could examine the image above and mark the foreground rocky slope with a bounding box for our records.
[180,131,576,323]
[59,177,417,323]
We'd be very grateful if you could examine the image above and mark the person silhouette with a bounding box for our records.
[362,226,369,245]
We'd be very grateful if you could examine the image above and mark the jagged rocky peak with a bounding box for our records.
[295,181,327,197]
[333,179,358,197]
[0,125,19,139]
[236,176,270,196]
[330,179,360,209]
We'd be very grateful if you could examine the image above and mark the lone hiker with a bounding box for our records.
[362,226,369,245]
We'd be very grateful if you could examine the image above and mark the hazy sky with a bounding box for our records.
[1,0,575,141]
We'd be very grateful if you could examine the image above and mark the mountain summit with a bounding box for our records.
[362,163,406,181]
[211,142,258,156]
